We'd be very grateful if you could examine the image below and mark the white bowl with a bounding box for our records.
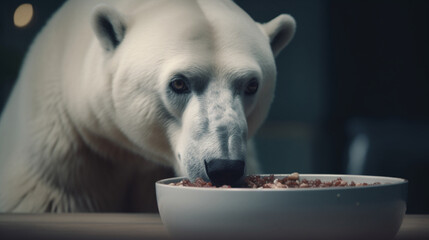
[156,174,407,240]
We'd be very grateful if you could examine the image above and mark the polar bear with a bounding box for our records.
[0,0,295,212]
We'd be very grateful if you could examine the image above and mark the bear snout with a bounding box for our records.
[204,159,245,186]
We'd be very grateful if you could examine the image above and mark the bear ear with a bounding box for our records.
[260,14,296,57]
[91,4,127,52]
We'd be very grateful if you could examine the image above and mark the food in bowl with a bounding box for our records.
[156,174,407,240]
[170,172,381,188]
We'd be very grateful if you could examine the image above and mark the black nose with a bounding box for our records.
[204,159,245,186]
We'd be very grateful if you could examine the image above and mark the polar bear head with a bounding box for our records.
[89,0,295,186]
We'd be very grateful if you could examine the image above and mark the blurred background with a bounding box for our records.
[1,0,428,213]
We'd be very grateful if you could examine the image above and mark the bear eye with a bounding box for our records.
[170,77,190,94]
[244,79,259,95]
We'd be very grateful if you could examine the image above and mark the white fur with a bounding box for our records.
[0,0,295,212]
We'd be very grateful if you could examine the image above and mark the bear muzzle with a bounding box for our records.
[204,159,245,186]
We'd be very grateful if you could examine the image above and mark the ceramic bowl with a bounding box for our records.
[156,174,407,240]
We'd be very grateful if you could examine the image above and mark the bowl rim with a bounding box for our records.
[156,174,408,192]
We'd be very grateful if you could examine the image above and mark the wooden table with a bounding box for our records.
[0,214,428,239]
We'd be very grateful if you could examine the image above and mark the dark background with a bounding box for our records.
[1,0,428,213]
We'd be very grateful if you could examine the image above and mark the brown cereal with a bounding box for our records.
[170,173,381,189]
